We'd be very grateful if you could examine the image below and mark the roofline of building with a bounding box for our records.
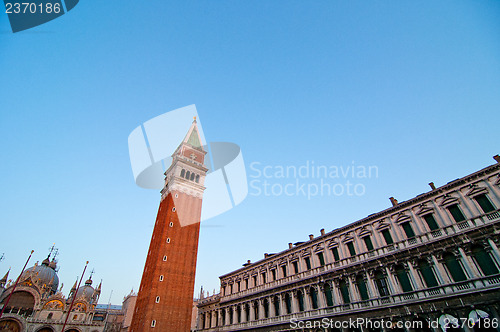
[220,161,500,279]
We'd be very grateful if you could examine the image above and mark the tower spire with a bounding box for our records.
[0,269,10,288]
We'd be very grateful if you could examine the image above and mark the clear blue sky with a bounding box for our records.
[1,1,499,304]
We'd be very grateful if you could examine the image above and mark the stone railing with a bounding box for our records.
[200,273,500,331]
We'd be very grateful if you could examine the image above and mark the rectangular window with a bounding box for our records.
[447,204,466,222]
[261,272,266,284]
[381,229,394,245]
[474,194,496,213]
[253,275,257,287]
[292,261,299,274]
[304,257,312,270]
[317,252,325,266]
[281,265,287,278]
[237,281,240,292]
[347,242,356,256]
[229,284,233,294]
[423,214,439,231]
[271,269,277,281]
[401,222,416,238]
[331,247,340,261]
[245,279,249,289]
[363,236,374,251]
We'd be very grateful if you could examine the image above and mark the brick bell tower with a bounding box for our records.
[130,118,208,332]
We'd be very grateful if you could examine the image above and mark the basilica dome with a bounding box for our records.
[21,258,59,294]
[75,279,95,303]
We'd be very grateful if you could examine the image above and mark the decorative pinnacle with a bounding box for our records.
[193,116,197,122]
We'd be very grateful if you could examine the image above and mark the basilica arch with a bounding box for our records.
[0,318,23,332]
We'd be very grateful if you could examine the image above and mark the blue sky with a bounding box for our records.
[1,1,499,304]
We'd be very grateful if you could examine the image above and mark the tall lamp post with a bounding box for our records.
[62,261,88,332]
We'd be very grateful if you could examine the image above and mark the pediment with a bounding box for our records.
[439,194,459,207]
[376,220,391,230]
[328,239,339,248]
[415,203,434,216]
[342,232,354,243]
[465,184,487,197]
[313,243,324,252]
[394,212,411,223]
[357,226,372,237]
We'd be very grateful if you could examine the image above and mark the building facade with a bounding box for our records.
[197,156,500,332]
[0,254,105,332]
[130,119,208,332]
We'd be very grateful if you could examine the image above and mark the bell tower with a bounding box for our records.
[130,118,208,332]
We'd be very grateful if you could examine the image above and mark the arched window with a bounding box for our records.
[180,169,185,178]
[374,271,390,297]
[190,173,195,181]
[356,275,370,300]
[443,252,468,282]
[196,174,200,183]
[236,306,241,323]
[253,301,259,319]
[339,279,350,304]
[471,245,499,276]
[245,303,250,321]
[309,287,318,309]
[323,283,334,307]
[395,265,413,293]
[185,171,191,180]
[273,296,280,316]
[263,299,269,318]
[284,293,292,314]
[47,313,53,320]
[297,290,305,311]
[418,259,439,288]
[229,308,233,324]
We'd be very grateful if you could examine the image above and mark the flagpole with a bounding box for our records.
[0,250,34,319]
[62,261,88,332]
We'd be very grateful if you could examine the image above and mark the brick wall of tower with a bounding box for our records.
[130,192,201,332]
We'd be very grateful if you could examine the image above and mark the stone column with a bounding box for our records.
[329,280,340,305]
[291,290,299,313]
[408,260,425,290]
[304,287,313,310]
[365,270,378,298]
[258,298,264,320]
[348,274,360,302]
[317,283,327,308]
[431,253,452,284]
[385,265,399,294]
[458,246,482,278]
[249,301,255,321]
[487,238,500,264]
[334,279,345,304]
[225,307,230,326]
